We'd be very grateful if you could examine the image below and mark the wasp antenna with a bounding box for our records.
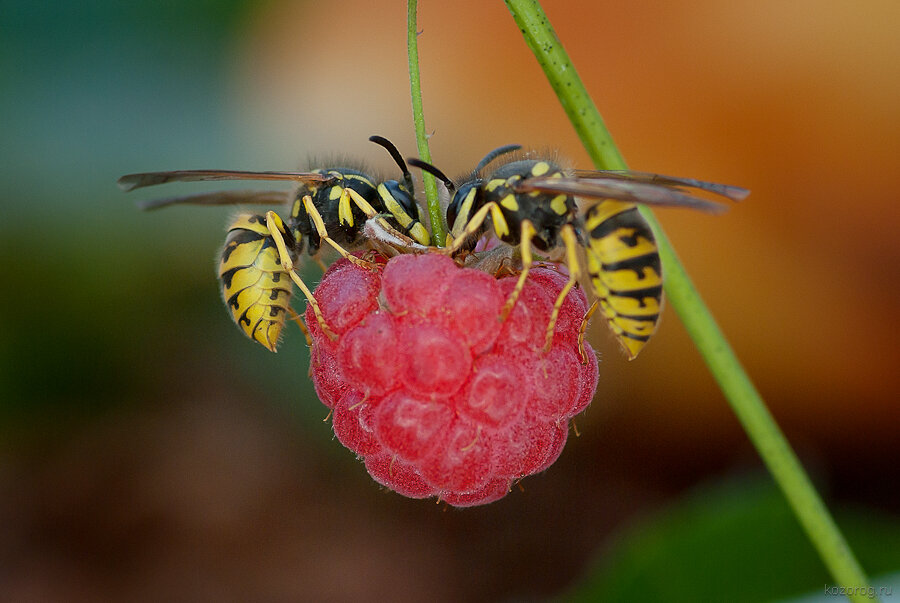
[369,135,411,179]
[407,158,456,194]
[474,144,522,175]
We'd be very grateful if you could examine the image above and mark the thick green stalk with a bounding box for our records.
[503,0,873,599]
[407,0,445,246]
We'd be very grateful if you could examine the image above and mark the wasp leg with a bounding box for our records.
[442,201,510,256]
[341,188,419,247]
[543,224,582,352]
[500,219,535,321]
[300,195,375,270]
[286,307,313,348]
[265,211,337,341]
[286,307,315,377]
[578,299,601,364]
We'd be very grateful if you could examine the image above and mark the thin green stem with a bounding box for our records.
[504,0,873,599]
[407,0,445,247]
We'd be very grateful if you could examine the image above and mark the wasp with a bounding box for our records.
[119,136,431,351]
[409,147,748,359]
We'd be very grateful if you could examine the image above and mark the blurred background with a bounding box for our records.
[1,0,898,600]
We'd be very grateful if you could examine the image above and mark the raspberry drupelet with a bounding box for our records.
[306,252,598,507]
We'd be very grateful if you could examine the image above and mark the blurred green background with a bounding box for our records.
[2,0,898,600]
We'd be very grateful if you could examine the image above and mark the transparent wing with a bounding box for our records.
[572,170,750,202]
[137,190,290,211]
[515,174,745,213]
[118,169,334,192]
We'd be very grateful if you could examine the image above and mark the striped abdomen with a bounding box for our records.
[218,213,294,351]
[583,201,663,359]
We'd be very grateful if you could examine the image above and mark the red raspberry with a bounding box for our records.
[307,252,598,507]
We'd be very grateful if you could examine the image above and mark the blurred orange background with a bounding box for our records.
[1,0,898,600]
[234,0,900,484]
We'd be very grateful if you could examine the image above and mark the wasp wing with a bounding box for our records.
[136,190,290,211]
[515,176,732,213]
[572,170,749,202]
[118,169,333,192]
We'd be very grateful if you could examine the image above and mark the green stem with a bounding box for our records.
[407,0,445,247]
[504,0,873,599]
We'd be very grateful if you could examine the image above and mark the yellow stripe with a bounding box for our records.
[343,173,375,186]
[584,201,632,229]
[338,190,354,226]
[251,249,285,273]
[222,266,264,294]
[229,215,269,235]
[451,189,478,236]
[531,161,550,176]
[489,203,510,238]
[589,227,657,261]
[604,294,661,317]
[598,265,662,291]
[485,179,504,192]
[500,194,519,211]
[220,240,264,272]
[381,187,413,228]
[550,194,568,215]
[611,315,656,337]
[621,337,647,359]
[410,223,430,245]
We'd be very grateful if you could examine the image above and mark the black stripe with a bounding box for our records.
[600,254,661,276]
[220,267,240,290]
[226,287,291,310]
[225,226,266,242]
[222,266,288,291]
[222,239,285,273]
[227,287,256,310]
[225,214,266,236]
[589,206,654,245]
[613,311,660,322]
[222,230,266,263]
[239,305,286,328]
[603,284,663,300]
[268,287,289,301]
[622,332,651,343]
[220,266,263,290]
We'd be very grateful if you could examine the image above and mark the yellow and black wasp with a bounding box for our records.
[119,135,430,351]
[409,147,748,359]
